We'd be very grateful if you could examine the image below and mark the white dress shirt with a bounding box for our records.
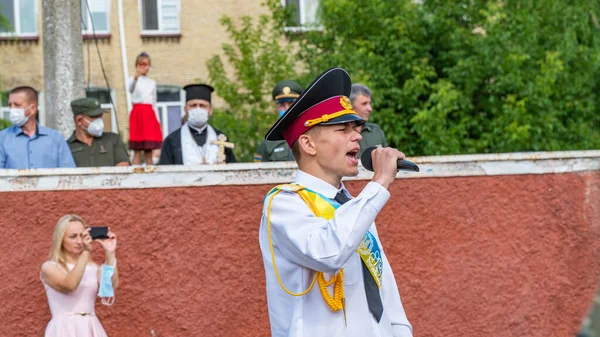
[259,170,413,337]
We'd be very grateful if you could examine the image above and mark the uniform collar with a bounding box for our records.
[67,130,95,144]
[188,123,208,135]
[14,122,47,136]
[67,131,77,143]
[294,170,347,199]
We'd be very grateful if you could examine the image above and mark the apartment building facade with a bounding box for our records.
[0,0,317,139]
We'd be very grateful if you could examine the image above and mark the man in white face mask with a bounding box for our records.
[0,86,76,169]
[159,84,236,165]
[66,98,130,167]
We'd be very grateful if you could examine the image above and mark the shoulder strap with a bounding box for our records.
[265,183,340,219]
[265,183,306,199]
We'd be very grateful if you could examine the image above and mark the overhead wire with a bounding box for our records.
[81,0,120,131]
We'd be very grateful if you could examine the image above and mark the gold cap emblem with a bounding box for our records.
[282,86,291,95]
[340,96,352,110]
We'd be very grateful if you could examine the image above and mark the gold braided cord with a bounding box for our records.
[268,190,318,296]
[318,269,344,311]
[304,110,356,127]
[267,189,345,311]
[274,93,300,100]
[321,272,337,286]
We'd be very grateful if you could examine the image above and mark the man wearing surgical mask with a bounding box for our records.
[0,86,76,169]
[67,98,130,167]
[159,84,236,165]
[253,80,303,162]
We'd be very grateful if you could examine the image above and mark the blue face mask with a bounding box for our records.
[99,263,115,305]
[278,109,286,118]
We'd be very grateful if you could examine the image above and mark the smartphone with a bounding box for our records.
[89,226,109,240]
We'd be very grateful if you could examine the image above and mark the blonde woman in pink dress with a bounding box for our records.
[40,214,119,337]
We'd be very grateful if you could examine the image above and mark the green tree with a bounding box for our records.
[0,11,10,32]
[295,0,600,155]
[206,0,300,162]
[0,119,10,131]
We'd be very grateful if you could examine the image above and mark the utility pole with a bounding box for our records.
[42,0,85,138]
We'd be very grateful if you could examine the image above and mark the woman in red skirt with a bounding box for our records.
[128,52,162,165]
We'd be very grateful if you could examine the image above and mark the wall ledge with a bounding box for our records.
[0,150,598,192]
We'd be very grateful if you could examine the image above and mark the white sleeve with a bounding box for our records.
[265,182,390,274]
[152,81,157,105]
[368,226,413,336]
[128,76,137,94]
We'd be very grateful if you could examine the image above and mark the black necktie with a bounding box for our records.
[334,190,384,322]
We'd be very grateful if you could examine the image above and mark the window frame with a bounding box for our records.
[280,0,322,33]
[103,90,118,133]
[0,0,39,37]
[0,106,8,121]
[81,0,111,35]
[84,86,118,133]
[155,86,184,139]
[139,0,181,36]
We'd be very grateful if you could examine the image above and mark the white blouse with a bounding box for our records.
[128,76,157,105]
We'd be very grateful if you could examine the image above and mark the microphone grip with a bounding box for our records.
[397,159,420,172]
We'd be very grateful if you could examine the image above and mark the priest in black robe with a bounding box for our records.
[159,84,236,165]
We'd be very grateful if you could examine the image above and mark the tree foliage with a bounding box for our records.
[0,12,11,33]
[295,0,600,155]
[206,0,299,162]
[208,0,600,160]
[0,119,10,131]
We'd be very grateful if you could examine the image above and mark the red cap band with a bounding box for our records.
[282,96,355,147]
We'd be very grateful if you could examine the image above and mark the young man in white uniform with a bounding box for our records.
[259,68,413,337]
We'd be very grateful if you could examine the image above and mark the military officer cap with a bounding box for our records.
[71,97,104,117]
[265,68,365,147]
[272,80,303,103]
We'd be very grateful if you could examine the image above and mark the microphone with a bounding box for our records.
[360,146,420,172]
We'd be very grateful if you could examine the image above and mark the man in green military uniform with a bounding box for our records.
[67,98,130,167]
[350,84,388,158]
[254,80,304,162]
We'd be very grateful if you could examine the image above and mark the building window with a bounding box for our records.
[156,85,183,138]
[140,0,180,35]
[0,91,9,121]
[281,0,320,32]
[85,87,118,133]
[81,0,110,34]
[0,0,38,37]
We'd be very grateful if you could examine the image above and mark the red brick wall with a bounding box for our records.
[1,172,599,337]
